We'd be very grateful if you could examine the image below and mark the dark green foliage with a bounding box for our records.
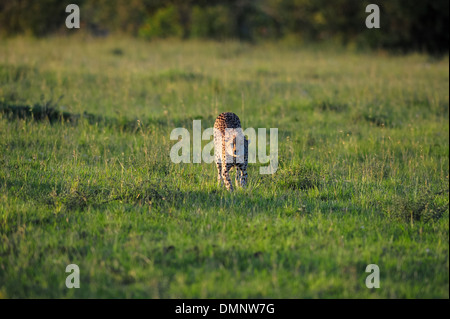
[138,5,182,39]
[157,69,204,82]
[319,101,349,113]
[0,0,448,53]
[0,102,167,132]
[0,101,77,124]
[110,48,124,56]
[190,5,234,39]
[278,164,325,190]
[0,0,69,36]
[389,189,449,223]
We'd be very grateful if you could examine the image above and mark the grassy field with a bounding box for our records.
[0,36,448,298]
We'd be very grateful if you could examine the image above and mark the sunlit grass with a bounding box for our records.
[0,36,448,298]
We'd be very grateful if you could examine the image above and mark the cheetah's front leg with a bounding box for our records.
[240,166,248,188]
[222,162,234,191]
[235,168,241,189]
[216,162,223,187]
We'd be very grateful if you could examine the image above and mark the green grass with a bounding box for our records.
[0,36,448,298]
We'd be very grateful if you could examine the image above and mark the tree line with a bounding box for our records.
[0,0,448,54]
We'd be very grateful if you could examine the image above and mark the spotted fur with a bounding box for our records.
[214,112,248,191]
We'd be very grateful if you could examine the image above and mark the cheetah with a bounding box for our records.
[213,112,248,191]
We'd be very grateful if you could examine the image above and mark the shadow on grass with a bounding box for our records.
[0,101,219,132]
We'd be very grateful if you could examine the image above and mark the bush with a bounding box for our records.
[139,6,182,40]
[0,0,68,36]
[190,5,234,39]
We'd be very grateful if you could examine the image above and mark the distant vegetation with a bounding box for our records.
[0,0,448,54]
